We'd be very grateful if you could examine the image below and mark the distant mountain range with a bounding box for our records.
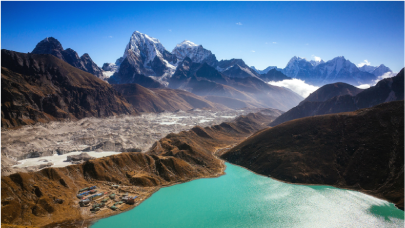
[253,56,392,86]
[105,31,303,111]
[269,68,404,126]
[15,31,391,116]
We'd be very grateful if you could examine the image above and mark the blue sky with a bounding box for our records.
[1,1,404,72]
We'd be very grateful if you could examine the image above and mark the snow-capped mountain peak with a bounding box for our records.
[123,31,168,68]
[176,40,199,48]
[172,40,215,64]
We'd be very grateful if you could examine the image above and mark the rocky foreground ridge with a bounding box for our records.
[222,101,404,210]
[1,112,276,227]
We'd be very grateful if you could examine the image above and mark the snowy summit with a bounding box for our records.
[172,40,214,64]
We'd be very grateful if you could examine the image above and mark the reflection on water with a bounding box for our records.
[92,163,404,228]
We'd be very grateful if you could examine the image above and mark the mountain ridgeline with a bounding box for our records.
[32,37,104,78]
[270,69,404,127]
[1,50,136,128]
[278,56,393,86]
[106,31,303,111]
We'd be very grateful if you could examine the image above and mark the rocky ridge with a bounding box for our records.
[32,37,103,78]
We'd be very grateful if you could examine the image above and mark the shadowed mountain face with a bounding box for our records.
[32,37,103,78]
[112,83,228,112]
[1,50,137,128]
[107,57,164,88]
[168,59,303,111]
[259,69,291,82]
[270,69,404,126]
[222,101,404,210]
[299,82,363,105]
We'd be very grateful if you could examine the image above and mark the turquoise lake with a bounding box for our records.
[92,163,404,228]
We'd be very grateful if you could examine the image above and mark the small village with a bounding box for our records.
[75,183,149,214]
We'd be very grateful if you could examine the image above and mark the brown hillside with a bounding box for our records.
[112,83,228,112]
[222,101,404,210]
[299,82,363,105]
[1,50,137,129]
[204,95,265,109]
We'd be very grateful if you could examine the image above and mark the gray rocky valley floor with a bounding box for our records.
[1,109,255,175]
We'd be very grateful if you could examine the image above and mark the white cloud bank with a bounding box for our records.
[356,72,397,89]
[357,60,371,67]
[312,55,322,62]
[268,78,319,98]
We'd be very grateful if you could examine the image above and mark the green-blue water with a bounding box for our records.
[92,163,404,228]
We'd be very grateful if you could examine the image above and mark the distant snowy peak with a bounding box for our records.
[251,66,279,74]
[283,56,314,77]
[172,40,215,64]
[310,59,324,67]
[372,64,392,77]
[321,56,358,75]
[123,31,169,68]
[358,65,377,73]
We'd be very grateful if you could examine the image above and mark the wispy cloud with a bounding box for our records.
[311,55,322,62]
[236,22,242,25]
[268,79,319,98]
[265,42,268,44]
[356,71,397,89]
[251,50,255,53]
[272,42,277,44]
[108,36,113,38]
[305,43,309,45]
[357,60,371,67]
[169,29,172,32]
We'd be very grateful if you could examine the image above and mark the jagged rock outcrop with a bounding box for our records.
[108,31,176,84]
[222,101,404,210]
[32,37,103,78]
[1,50,137,128]
[270,69,404,126]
